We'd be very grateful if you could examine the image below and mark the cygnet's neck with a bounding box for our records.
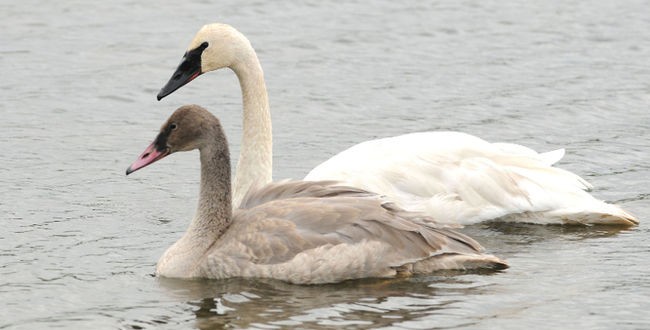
[156,141,233,278]
[194,142,232,236]
[230,48,272,207]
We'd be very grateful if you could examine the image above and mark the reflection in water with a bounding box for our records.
[458,221,633,254]
[483,222,632,239]
[157,275,499,329]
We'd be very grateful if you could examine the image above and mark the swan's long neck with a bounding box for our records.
[195,143,232,231]
[230,50,272,207]
[156,142,232,277]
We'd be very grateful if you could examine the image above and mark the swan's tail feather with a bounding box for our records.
[539,148,565,166]
[492,144,565,166]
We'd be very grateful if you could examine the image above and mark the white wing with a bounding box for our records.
[305,132,637,226]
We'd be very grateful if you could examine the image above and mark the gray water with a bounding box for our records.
[2,0,649,329]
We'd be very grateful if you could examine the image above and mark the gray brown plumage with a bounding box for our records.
[127,105,507,284]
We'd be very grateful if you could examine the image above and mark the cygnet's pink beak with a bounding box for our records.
[126,141,170,175]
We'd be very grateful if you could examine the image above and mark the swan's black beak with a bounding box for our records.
[157,56,202,101]
[157,42,209,101]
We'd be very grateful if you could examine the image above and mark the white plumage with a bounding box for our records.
[157,23,637,226]
[306,131,635,225]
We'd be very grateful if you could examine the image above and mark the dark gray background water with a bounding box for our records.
[2,0,649,329]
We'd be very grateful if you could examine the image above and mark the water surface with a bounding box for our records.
[1,0,649,329]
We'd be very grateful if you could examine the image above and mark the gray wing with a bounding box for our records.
[238,180,374,209]
[223,181,492,268]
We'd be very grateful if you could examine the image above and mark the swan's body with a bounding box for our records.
[305,131,636,225]
[157,23,637,226]
[126,105,507,284]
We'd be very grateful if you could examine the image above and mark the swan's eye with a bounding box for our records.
[200,42,209,49]
[169,123,177,130]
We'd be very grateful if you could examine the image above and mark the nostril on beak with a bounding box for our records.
[142,152,150,159]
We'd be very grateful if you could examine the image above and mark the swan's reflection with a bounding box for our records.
[462,222,632,253]
[157,275,494,329]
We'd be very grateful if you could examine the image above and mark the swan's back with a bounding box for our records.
[238,180,373,209]
[198,181,506,284]
[305,131,637,226]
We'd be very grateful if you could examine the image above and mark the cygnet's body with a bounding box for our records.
[127,105,507,284]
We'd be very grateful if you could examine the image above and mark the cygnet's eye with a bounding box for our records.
[169,123,178,130]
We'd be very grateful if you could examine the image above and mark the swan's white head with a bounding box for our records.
[157,23,254,100]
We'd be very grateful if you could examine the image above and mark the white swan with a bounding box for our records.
[126,105,507,284]
[156,23,637,226]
